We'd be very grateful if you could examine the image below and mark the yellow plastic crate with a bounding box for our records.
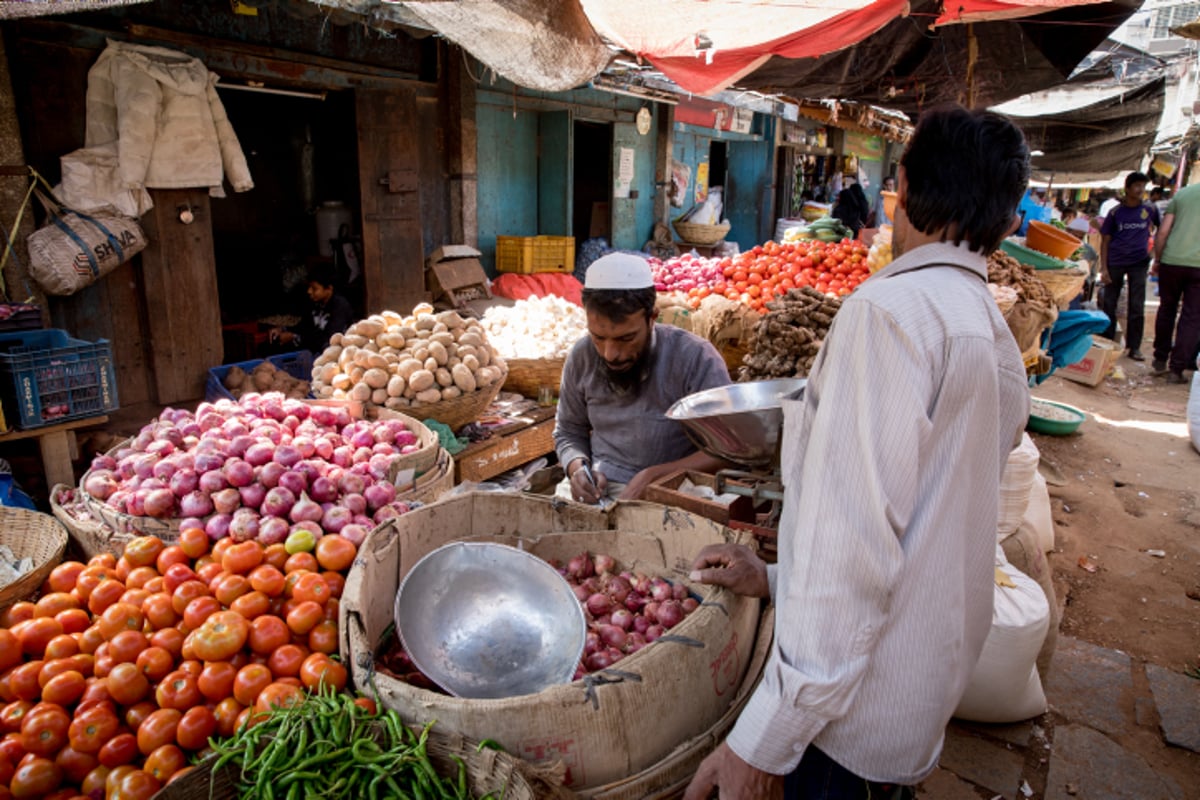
[495,236,575,274]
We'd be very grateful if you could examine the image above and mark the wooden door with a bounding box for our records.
[356,88,424,313]
[140,189,223,404]
[610,121,639,250]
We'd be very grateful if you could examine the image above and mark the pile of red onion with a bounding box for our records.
[81,393,425,547]
[554,551,700,678]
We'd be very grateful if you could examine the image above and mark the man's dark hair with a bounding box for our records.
[1149,185,1164,199]
[900,106,1030,254]
[1126,172,1149,189]
[581,287,656,321]
[308,263,338,289]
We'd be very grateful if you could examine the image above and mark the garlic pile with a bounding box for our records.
[480,295,588,359]
[311,303,505,410]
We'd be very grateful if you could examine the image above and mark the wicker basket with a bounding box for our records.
[1036,266,1089,309]
[0,507,69,610]
[672,219,731,245]
[50,484,127,560]
[368,409,441,477]
[503,356,565,399]
[79,437,180,542]
[154,724,572,800]
[398,448,456,506]
[402,365,508,432]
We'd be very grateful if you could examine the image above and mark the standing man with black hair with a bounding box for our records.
[1099,172,1158,361]
[683,105,1031,800]
[553,253,731,504]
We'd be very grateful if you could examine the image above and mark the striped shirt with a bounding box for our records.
[725,241,1029,783]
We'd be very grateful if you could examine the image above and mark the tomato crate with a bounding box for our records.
[205,350,314,402]
[495,235,575,274]
[0,329,118,430]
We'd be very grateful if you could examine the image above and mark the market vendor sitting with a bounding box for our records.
[554,253,732,504]
[268,264,354,353]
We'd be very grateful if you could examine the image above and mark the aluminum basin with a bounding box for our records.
[394,542,586,699]
[665,378,806,468]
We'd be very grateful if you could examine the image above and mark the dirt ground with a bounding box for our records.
[1031,346,1199,674]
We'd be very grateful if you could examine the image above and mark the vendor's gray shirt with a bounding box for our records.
[554,324,730,484]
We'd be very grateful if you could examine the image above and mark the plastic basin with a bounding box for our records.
[1026,398,1086,435]
[1026,220,1082,261]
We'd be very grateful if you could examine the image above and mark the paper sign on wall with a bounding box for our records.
[695,161,709,203]
[615,147,635,199]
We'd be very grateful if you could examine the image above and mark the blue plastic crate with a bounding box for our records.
[0,329,118,430]
[205,351,314,402]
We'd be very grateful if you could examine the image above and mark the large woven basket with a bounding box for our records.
[673,219,731,245]
[397,448,456,506]
[0,507,69,610]
[155,724,572,800]
[503,356,565,399]
[367,409,441,477]
[1036,266,1089,309]
[50,484,127,560]
[402,365,508,432]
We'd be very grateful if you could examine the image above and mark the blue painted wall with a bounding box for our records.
[672,118,774,251]
[475,84,662,274]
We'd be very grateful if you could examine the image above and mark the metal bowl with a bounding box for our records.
[394,542,587,699]
[666,378,807,468]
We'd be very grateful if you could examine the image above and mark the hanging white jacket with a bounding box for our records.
[85,39,253,199]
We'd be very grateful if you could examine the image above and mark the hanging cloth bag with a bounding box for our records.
[25,172,146,296]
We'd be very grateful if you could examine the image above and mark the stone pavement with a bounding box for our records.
[917,636,1199,800]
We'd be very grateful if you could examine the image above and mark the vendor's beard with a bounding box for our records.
[599,345,652,396]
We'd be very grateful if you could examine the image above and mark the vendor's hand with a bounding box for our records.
[683,743,783,800]
[568,459,607,504]
[690,543,770,599]
[1099,270,1112,286]
[617,468,655,502]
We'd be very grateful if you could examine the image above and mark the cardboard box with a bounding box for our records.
[426,245,491,307]
[1058,335,1121,387]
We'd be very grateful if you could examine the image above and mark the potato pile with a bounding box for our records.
[739,287,842,381]
[223,361,309,399]
[310,303,506,410]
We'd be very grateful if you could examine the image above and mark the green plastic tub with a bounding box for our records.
[1026,397,1086,435]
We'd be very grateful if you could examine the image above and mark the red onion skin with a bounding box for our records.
[572,585,591,602]
[580,577,601,595]
[631,615,651,635]
[656,600,684,629]
[238,483,266,509]
[91,455,117,472]
[228,436,255,458]
[586,593,612,617]
[594,554,616,575]
[681,597,700,613]
[567,554,595,581]
[83,471,118,501]
[198,470,227,495]
[261,486,296,519]
[321,506,352,533]
[309,477,338,504]
[169,469,198,497]
[292,436,315,459]
[363,483,394,512]
[127,491,147,516]
[290,520,323,540]
[604,576,632,605]
[224,459,255,488]
[645,625,665,642]
[289,492,324,524]
[229,509,260,542]
[206,513,232,541]
[212,487,241,515]
[625,632,647,653]
[341,494,367,516]
[259,462,286,489]
[257,517,289,546]
[584,631,601,657]
[339,524,369,546]
[597,624,627,650]
[244,443,274,467]
[278,470,307,497]
[624,592,647,613]
[610,609,634,631]
[143,488,175,518]
[650,580,673,603]
[194,453,224,473]
[179,491,214,518]
[586,650,617,672]
[151,459,177,482]
[339,473,366,496]
[273,445,302,468]
[643,602,660,624]
[673,583,689,601]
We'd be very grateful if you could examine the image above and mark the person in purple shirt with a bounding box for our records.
[1100,172,1159,361]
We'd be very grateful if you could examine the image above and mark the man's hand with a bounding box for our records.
[1099,269,1112,286]
[1151,259,1159,278]
[689,544,770,599]
[617,467,655,501]
[568,459,607,504]
[682,743,784,800]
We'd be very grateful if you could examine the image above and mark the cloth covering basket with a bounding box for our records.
[0,507,69,610]
[672,219,730,245]
[503,356,565,398]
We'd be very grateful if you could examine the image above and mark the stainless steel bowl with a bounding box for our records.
[394,542,587,699]
[666,378,807,468]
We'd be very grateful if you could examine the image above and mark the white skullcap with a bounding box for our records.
[584,253,654,290]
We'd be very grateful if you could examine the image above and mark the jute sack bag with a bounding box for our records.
[26,181,146,296]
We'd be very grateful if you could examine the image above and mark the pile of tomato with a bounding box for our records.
[0,528,355,799]
[682,239,872,313]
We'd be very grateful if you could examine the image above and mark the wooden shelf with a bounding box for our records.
[0,415,109,489]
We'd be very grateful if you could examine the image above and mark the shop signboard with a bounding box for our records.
[844,131,884,161]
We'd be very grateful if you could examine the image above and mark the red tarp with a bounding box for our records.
[491,273,583,306]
